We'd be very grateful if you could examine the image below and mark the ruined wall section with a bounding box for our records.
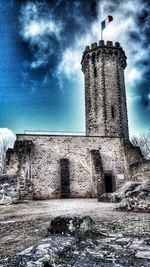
[125,142,144,166]
[81,41,128,139]
[124,141,150,182]
[5,148,19,175]
[91,150,104,198]
[4,141,33,200]
[16,135,128,199]
[130,160,150,182]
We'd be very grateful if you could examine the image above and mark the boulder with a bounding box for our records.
[47,215,93,237]
[116,179,150,212]
[99,181,140,203]
[0,174,19,205]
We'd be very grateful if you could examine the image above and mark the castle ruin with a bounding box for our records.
[4,40,150,200]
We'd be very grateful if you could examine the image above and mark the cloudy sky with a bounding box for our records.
[0,0,149,137]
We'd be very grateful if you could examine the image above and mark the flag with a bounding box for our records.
[101,15,113,31]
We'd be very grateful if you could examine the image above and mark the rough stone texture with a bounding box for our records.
[124,142,150,182]
[13,135,129,199]
[99,179,150,212]
[91,150,104,197]
[125,142,144,166]
[0,209,150,267]
[4,141,33,200]
[0,236,76,267]
[0,174,19,205]
[81,41,128,138]
[48,215,93,237]
[3,40,150,200]
[130,160,150,182]
[99,181,141,202]
[116,179,150,212]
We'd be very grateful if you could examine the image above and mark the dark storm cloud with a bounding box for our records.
[128,0,150,107]
[19,0,98,71]
[19,0,150,78]
[18,0,150,133]
[19,1,63,69]
[0,0,149,136]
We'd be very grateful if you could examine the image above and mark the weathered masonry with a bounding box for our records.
[82,40,128,139]
[4,40,149,200]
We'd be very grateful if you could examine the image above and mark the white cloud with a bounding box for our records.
[20,0,149,115]
[57,0,148,92]
[127,68,142,86]
[58,48,82,79]
[56,33,94,83]
[55,0,149,137]
[23,19,61,40]
[20,2,63,69]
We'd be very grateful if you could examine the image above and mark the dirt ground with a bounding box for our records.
[0,199,150,259]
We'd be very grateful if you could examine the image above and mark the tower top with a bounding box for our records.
[81,40,127,71]
[81,40,129,138]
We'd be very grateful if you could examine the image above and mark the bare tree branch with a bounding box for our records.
[131,130,150,159]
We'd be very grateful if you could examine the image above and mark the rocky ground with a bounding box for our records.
[0,175,19,205]
[0,199,150,266]
[99,179,150,213]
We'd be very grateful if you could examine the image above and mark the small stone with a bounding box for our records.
[129,239,144,249]
[135,250,150,260]
[116,237,131,246]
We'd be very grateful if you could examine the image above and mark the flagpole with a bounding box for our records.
[100,5,103,41]
[101,27,103,40]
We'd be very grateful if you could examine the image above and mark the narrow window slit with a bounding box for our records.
[111,106,115,119]
[94,67,97,77]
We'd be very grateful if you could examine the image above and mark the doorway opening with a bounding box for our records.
[60,158,70,198]
[104,173,113,193]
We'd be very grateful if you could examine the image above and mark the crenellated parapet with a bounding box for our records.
[81,39,129,138]
[81,40,127,73]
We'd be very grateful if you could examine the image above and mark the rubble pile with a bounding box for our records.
[99,179,150,213]
[0,174,19,205]
[117,179,150,212]
[0,215,149,267]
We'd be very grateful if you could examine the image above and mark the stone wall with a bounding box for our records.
[4,141,33,200]
[123,141,150,182]
[5,148,19,175]
[130,160,150,182]
[14,134,128,199]
[81,40,128,139]
[125,141,144,166]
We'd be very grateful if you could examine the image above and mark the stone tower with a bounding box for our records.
[81,40,129,139]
